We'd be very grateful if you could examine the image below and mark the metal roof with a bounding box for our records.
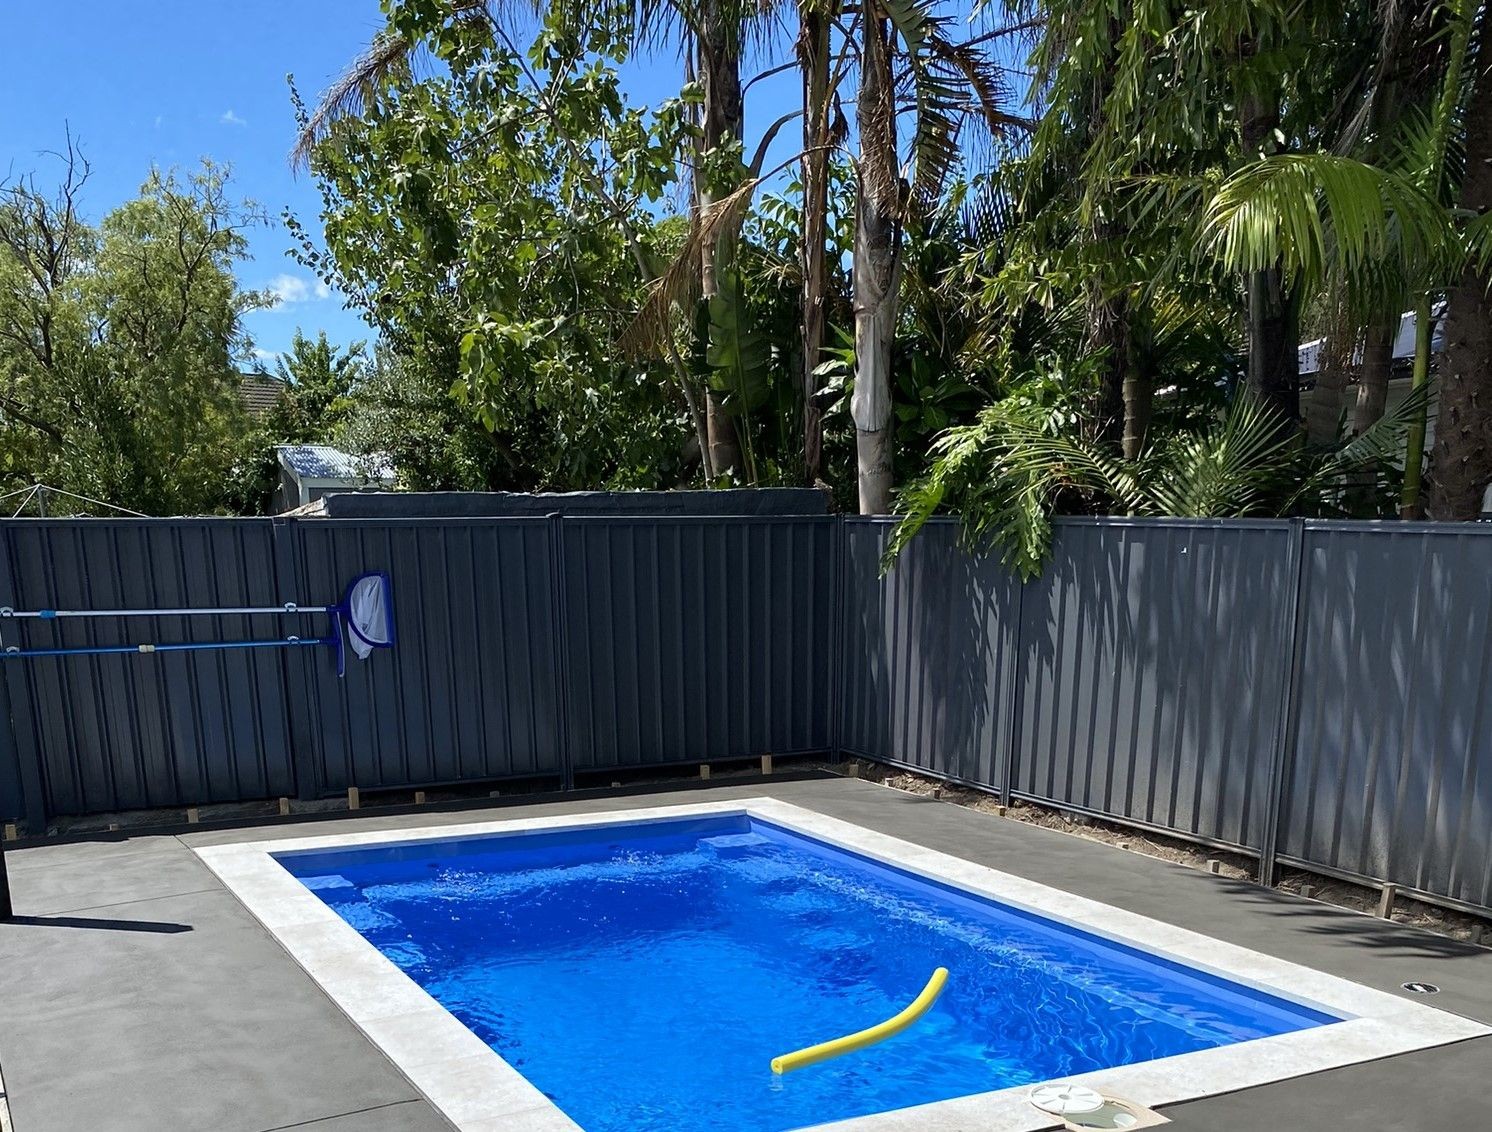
[1298,305,1447,375]
[275,445,395,483]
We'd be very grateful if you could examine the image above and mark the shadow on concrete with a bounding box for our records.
[1214,876,1486,959]
[1,915,192,934]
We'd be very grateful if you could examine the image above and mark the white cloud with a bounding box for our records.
[265,274,312,305]
[252,348,280,365]
[154,115,163,129]
[263,274,335,307]
[219,109,248,127]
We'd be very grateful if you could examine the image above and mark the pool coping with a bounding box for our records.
[193,798,1490,1132]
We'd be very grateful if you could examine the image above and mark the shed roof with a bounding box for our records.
[275,445,395,483]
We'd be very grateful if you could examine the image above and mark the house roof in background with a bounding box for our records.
[239,373,286,417]
[1297,304,1447,375]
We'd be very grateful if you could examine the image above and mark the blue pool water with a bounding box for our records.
[281,815,1337,1132]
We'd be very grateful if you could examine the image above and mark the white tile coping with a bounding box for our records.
[194,798,1490,1132]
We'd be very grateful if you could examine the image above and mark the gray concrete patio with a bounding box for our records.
[1,774,1488,1132]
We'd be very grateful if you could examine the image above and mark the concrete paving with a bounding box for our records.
[1,775,1488,1131]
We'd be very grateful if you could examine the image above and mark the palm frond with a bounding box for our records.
[879,0,1027,207]
[1202,153,1454,291]
[292,31,417,168]
[620,177,761,356]
[1288,381,1432,509]
[1144,395,1297,516]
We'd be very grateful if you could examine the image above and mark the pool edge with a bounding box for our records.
[194,798,1491,1132]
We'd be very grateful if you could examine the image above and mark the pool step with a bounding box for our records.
[302,874,356,892]
[698,832,772,858]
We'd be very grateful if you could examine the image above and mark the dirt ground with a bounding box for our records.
[839,759,1490,949]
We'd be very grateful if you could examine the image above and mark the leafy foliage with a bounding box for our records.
[288,6,696,491]
[228,330,370,513]
[0,151,269,515]
[895,379,1429,578]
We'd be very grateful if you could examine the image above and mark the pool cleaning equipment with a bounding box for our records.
[1030,1083,1106,1115]
[770,966,949,1074]
[0,571,393,677]
[1030,1084,1169,1129]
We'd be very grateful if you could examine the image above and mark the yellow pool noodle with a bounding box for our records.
[770,967,949,1075]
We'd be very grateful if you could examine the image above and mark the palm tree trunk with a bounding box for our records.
[1352,318,1395,433]
[851,11,898,514]
[1239,88,1300,425]
[798,0,831,485]
[697,3,745,480]
[1083,17,1131,456]
[1398,296,1434,517]
[1426,65,1492,519]
[1122,358,1151,460]
[1087,285,1128,451]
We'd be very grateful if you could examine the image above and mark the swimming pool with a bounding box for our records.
[198,799,1488,1131]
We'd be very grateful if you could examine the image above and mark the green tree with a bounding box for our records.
[265,329,365,442]
[848,3,1027,512]
[287,8,696,492]
[0,142,268,515]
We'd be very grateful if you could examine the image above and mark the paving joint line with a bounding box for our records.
[13,886,226,920]
[252,1097,439,1131]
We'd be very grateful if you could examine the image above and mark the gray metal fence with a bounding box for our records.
[842,516,1492,917]
[1011,519,1297,851]
[288,518,567,797]
[1277,522,1492,912]
[839,521,1019,790]
[0,511,1489,918]
[560,517,836,775]
[0,520,299,826]
[0,515,838,831]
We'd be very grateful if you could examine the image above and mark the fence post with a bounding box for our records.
[271,518,321,801]
[999,572,1026,807]
[1259,518,1310,888]
[547,513,574,791]
[829,514,847,762]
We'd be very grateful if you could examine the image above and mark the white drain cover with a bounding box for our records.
[1030,1083,1105,1115]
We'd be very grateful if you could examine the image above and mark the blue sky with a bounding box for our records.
[3,4,1018,368]
[1,1,802,368]
[2,1,392,366]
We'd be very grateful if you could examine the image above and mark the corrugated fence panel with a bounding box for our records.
[1280,523,1492,910]
[0,520,297,816]
[292,520,564,793]
[561,517,835,771]
[1014,520,1295,848]
[0,674,22,821]
[839,520,1018,786]
[0,511,1488,918]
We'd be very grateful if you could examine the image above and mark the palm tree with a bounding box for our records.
[797,0,838,483]
[890,379,1426,577]
[1200,0,1486,516]
[848,3,1027,512]
[1424,3,1491,518]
